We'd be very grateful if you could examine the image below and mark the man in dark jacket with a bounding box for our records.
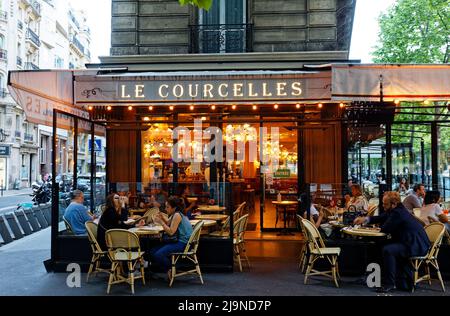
[354,191,430,293]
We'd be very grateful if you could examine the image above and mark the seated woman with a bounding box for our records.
[345,184,369,214]
[150,196,194,279]
[420,191,449,230]
[97,193,145,251]
[304,204,325,228]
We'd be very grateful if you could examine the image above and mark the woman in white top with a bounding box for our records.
[345,184,369,213]
[420,191,449,229]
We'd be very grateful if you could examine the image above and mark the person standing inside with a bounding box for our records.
[354,191,430,293]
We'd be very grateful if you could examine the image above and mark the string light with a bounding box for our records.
[148,106,153,111]
[201,117,207,121]
[107,105,112,111]
[190,105,195,110]
[143,117,150,121]
[274,104,279,109]
[169,105,174,111]
[394,99,400,105]
[211,105,216,110]
[232,105,237,110]
[339,103,345,108]
[318,103,323,109]
[252,105,257,110]
[296,103,301,109]
[423,99,430,105]
[128,105,133,111]
[88,105,93,111]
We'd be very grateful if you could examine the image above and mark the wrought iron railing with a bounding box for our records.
[0,10,7,21]
[15,131,21,138]
[0,49,7,60]
[69,11,80,29]
[189,24,253,53]
[31,1,41,16]
[17,57,23,67]
[24,133,34,141]
[17,20,23,30]
[26,28,41,47]
[0,88,8,98]
[25,62,39,70]
[69,62,75,69]
[70,36,85,54]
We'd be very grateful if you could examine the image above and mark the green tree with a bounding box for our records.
[372,0,449,63]
[179,0,213,10]
[372,0,450,182]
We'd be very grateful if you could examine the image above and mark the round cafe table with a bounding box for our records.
[341,226,386,238]
[272,200,298,236]
[196,205,227,213]
[194,214,228,222]
[129,224,164,236]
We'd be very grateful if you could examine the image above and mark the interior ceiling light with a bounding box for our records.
[149,106,153,111]
[296,103,301,109]
[107,105,112,111]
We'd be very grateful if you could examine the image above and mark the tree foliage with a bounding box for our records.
[179,0,213,10]
[372,0,449,63]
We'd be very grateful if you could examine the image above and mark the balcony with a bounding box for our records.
[15,131,21,138]
[70,36,85,55]
[0,10,7,22]
[189,24,253,54]
[31,1,41,16]
[17,56,23,67]
[25,62,39,70]
[69,11,80,29]
[0,49,7,61]
[17,20,23,31]
[26,28,41,48]
[0,88,8,98]
[24,133,34,142]
[69,62,75,69]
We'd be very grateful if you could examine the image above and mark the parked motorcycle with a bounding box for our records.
[30,179,52,205]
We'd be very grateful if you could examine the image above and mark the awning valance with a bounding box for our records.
[331,64,450,101]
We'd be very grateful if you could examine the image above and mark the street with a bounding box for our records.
[0,192,34,215]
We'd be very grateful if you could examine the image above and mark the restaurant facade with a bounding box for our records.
[6,0,450,274]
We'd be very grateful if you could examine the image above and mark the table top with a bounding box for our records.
[194,214,229,221]
[190,219,217,227]
[342,226,386,237]
[272,200,298,206]
[197,205,227,212]
[129,224,164,235]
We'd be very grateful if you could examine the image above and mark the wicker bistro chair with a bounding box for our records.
[296,214,308,272]
[301,218,341,287]
[63,216,74,234]
[236,201,246,217]
[105,229,146,294]
[410,222,446,292]
[366,203,378,216]
[85,221,108,282]
[169,221,205,287]
[210,208,241,237]
[233,214,250,272]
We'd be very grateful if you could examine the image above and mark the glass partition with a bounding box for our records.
[438,123,450,202]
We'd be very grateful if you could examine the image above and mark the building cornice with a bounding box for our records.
[93,51,353,71]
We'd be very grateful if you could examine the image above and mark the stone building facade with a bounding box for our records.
[0,0,91,189]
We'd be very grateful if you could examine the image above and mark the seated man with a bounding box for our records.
[402,183,425,213]
[354,191,430,293]
[63,190,94,235]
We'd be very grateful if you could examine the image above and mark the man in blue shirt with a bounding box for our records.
[402,183,425,213]
[63,190,94,235]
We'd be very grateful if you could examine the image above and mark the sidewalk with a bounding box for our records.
[0,188,32,198]
[0,229,448,296]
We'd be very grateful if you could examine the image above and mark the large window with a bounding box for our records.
[196,0,248,53]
